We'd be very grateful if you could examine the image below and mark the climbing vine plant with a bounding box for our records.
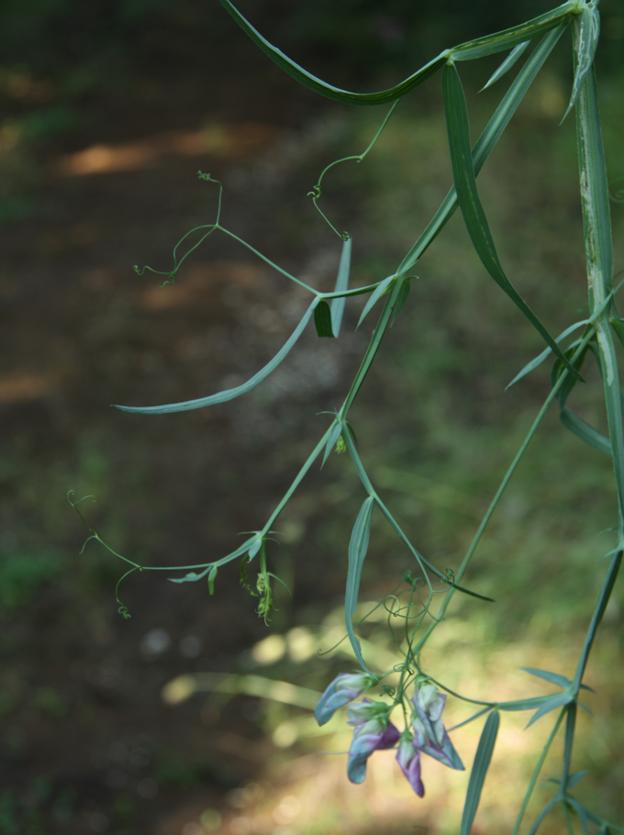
[70,1,622,830]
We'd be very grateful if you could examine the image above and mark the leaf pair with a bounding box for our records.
[314,236,352,337]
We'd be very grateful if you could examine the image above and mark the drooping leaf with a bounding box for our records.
[460,711,500,835]
[330,235,352,337]
[314,300,334,337]
[114,303,315,414]
[482,40,530,90]
[560,407,611,456]
[345,497,375,671]
[442,61,575,375]
[549,335,613,456]
[219,0,444,105]
[219,0,575,104]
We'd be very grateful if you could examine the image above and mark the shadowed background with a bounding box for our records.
[1,1,624,833]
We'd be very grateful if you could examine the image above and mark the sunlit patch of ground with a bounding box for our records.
[56,123,279,177]
[0,371,59,403]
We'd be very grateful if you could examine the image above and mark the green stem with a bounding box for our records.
[414,326,598,654]
[511,709,566,835]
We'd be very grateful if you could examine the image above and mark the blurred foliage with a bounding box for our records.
[0,550,64,611]
[2,1,622,92]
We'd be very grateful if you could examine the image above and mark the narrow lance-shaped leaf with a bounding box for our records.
[526,691,573,728]
[506,319,589,389]
[573,549,622,689]
[345,497,375,671]
[114,302,316,414]
[448,705,491,733]
[522,667,572,689]
[460,710,500,835]
[219,0,445,105]
[497,695,550,712]
[357,274,395,328]
[220,0,575,104]
[450,1,575,62]
[330,235,352,337]
[482,40,530,90]
[442,61,576,376]
[398,26,566,275]
[321,420,343,468]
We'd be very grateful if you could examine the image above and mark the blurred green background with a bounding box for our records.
[1,1,623,833]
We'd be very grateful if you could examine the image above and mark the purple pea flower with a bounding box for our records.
[346,699,400,784]
[412,683,464,771]
[314,672,375,726]
[396,733,425,797]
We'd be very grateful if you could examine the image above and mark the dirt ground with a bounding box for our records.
[1,20,371,833]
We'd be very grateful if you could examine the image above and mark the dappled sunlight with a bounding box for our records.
[157,611,622,833]
[57,123,278,177]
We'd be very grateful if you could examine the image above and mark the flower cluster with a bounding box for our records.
[315,673,464,796]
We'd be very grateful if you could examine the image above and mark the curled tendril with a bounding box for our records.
[308,100,398,240]
[132,171,224,285]
[79,534,98,556]
[115,566,142,621]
